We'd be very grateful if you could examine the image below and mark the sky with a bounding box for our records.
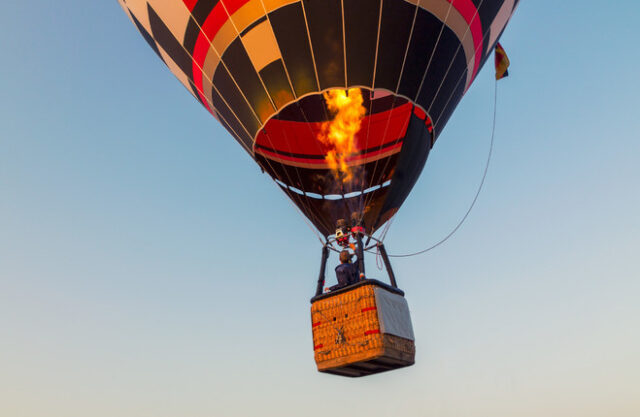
[1,1,639,416]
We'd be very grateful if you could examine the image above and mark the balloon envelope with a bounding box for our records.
[119,0,518,236]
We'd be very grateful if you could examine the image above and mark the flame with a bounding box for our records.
[317,88,366,183]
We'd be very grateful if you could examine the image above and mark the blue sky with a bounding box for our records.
[1,1,639,416]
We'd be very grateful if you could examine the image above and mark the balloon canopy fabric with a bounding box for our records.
[119,0,518,237]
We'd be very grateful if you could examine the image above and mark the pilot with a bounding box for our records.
[330,250,360,291]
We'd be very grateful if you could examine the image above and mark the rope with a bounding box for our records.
[380,215,395,242]
[375,245,384,271]
[388,79,499,258]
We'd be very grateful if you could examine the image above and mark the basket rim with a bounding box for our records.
[310,279,404,303]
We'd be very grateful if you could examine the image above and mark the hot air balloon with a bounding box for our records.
[118,0,518,377]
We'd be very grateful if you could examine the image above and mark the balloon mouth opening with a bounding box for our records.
[253,88,432,236]
[254,87,409,194]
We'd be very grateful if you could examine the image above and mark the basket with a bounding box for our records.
[310,279,415,377]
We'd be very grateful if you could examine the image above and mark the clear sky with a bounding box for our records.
[1,1,639,416]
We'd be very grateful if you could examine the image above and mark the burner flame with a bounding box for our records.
[317,88,366,183]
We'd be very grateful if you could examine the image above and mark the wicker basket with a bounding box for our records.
[310,280,415,377]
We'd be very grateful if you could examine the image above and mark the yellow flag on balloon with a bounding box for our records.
[495,42,510,80]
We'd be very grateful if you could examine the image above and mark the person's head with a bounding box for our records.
[339,250,352,264]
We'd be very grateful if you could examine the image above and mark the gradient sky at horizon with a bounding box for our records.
[1,1,639,416]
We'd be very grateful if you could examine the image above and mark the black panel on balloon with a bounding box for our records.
[415,25,467,122]
[369,94,406,115]
[343,0,381,88]
[274,100,314,123]
[130,10,162,62]
[209,82,254,148]
[302,0,345,89]
[397,8,444,101]
[221,38,275,123]
[477,0,505,55]
[276,93,328,123]
[147,5,192,76]
[269,3,318,97]
[215,109,252,150]
[382,112,431,216]
[212,64,261,138]
[374,0,415,91]
[431,77,465,135]
[260,60,295,110]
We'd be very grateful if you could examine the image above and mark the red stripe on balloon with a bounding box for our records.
[190,1,229,112]
[446,0,484,84]
[222,0,252,15]
[182,0,198,11]
[255,141,403,166]
[255,103,412,156]
[413,106,426,120]
[190,0,253,112]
